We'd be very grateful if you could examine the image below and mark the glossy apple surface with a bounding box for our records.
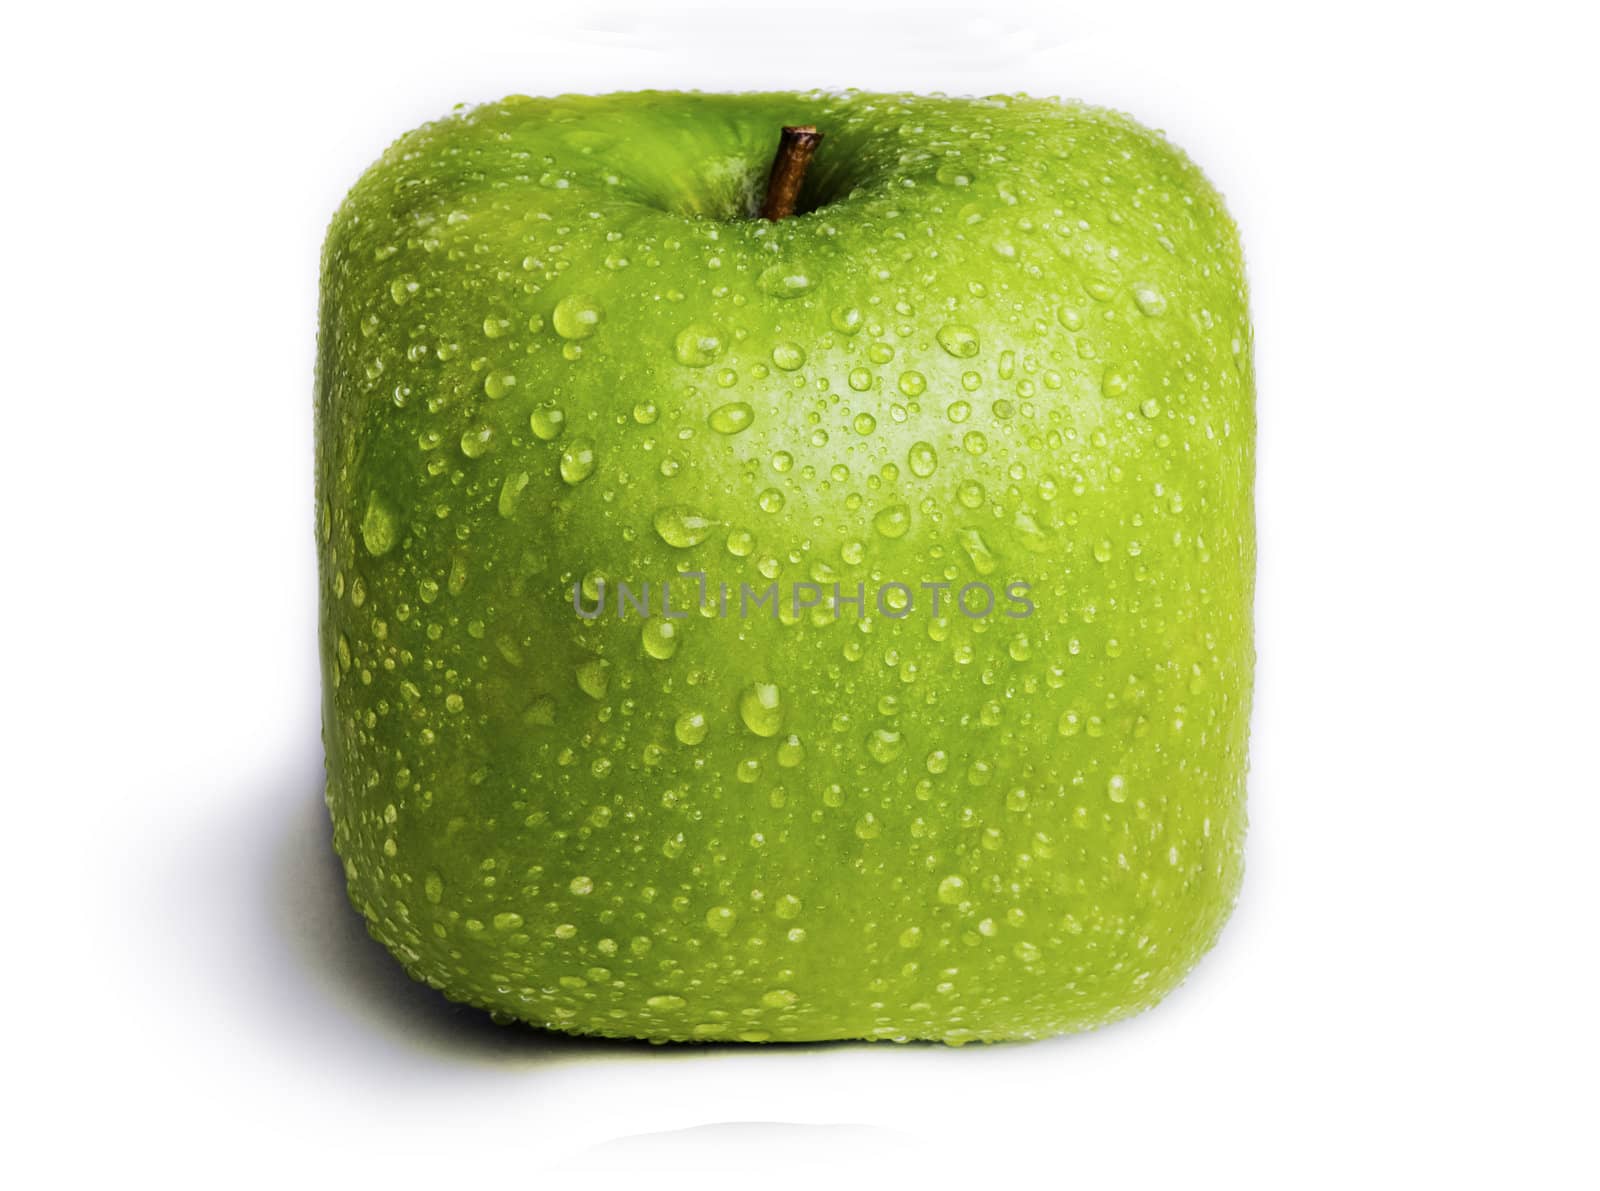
[316,91,1253,1043]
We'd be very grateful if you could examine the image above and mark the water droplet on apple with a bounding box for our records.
[937,875,966,904]
[674,710,708,745]
[771,342,807,371]
[829,305,863,334]
[484,370,516,399]
[960,527,997,575]
[739,682,784,737]
[705,905,737,935]
[552,293,604,339]
[575,657,610,699]
[908,442,938,477]
[866,728,904,764]
[708,402,755,434]
[641,618,679,659]
[459,424,493,458]
[653,505,712,548]
[873,503,911,539]
[530,406,566,440]
[560,438,596,484]
[498,472,529,518]
[936,323,980,358]
[757,263,812,298]
[1133,285,1167,316]
[674,324,723,367]
[776,734,806,768]
[360,493,399,556]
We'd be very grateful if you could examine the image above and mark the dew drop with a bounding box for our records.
[360,493,399,556]
[530,406,566,440]
[936,323,980,359]
[1133,285,1168,316]
[739,681,784,737]
[642,618,679,660]
[498,472,530,518]
[873,503,911,539]
[653,505,713,548]
[674,710,709,745]
[959,527,998,575]
[552,293,604,340]
[771,342,807,371]
[459,424,493,458]
[908,442,938,477]
[575,658,610,699]
[709,402,755,434]
[757,264,812,298]
[675,324,723,367]
[830,306,863,335]
[560,438,597,484]
[866,728,904,764]
[776,734,807,768]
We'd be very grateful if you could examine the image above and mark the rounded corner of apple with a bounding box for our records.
[314,90,1253,1047]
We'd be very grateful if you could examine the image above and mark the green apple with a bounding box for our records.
[316,91,1253,1044]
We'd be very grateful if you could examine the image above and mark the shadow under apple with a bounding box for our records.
[265,745,665,1067]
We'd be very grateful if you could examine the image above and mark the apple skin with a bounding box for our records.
[316,91,1252,1044]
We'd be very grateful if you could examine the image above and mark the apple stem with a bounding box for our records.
[759,126,823,220]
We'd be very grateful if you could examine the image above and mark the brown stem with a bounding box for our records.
[759,126,823,220]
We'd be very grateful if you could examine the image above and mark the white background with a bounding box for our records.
[5,1,1596,1185]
